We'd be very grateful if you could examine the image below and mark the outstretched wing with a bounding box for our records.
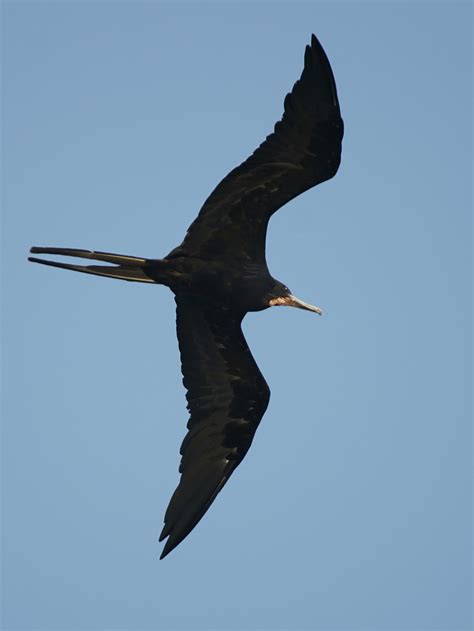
[168,34,343,263]
[159,295,270,559]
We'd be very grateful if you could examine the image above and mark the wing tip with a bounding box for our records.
[305,32,340,112]
[159,525,190,560]
[159,539,174,560]
[158,520,181,559]
[310,33,321,49]
[158,523,170,542]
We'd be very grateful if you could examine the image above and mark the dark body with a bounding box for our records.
[29,35,343,558]
[146,256,279,313]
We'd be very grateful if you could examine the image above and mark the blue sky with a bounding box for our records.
[2,2,472,629]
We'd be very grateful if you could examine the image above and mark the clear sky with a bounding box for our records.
[2,2,472,630]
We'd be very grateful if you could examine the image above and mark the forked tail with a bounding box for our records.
[28,247,156,283]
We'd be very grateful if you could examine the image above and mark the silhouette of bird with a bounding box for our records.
[29,34,343,559]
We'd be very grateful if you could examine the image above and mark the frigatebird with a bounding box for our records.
[29,34,343,559]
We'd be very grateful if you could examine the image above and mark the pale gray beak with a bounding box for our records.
[268,294,322,315]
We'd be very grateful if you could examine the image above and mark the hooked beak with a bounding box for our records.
[268,294,322,315]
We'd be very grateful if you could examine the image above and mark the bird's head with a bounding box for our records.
[266,280,322,315]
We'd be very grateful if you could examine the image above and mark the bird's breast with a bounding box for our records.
[168,257,271,313]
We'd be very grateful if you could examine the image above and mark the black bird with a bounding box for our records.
[29,34,343,559]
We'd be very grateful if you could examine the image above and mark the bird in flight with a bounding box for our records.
[29,34,343,559]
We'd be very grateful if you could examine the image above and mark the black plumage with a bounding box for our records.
[29,34,343,558]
